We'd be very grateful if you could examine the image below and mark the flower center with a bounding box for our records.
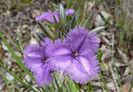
[41,56,48,63]
[72,50,79,57]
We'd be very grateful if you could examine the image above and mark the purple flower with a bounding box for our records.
[35,11,59,24]
[46,27,100,84]
[23,40,53,86]
[35,9,75,23]
[66,26,100,55]
[65,9,75,16]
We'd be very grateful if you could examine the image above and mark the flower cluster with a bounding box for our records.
[23,9,100,86]
[35,9,75,24]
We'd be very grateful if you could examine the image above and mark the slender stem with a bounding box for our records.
[129,81,133,92]
[99,72,109,92]
[82,11,95,27]
[109,34,120,92]
[87,82,94,92]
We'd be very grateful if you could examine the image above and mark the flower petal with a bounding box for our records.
[23,42,53,86]
[34,65,52,86]
[66,26,100,55]
[52,47,71,56]
[23,44,46,72]
[35,11,59,23]
[24,44,46,58]
[45,38,72,72]
[51,55,72,73]
[23,56,42,72]
[65,9,75,16]
[68,55,99,84]
[45,38,71,56]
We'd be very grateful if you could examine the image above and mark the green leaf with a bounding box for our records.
[68,80,79,92]
[59,4,66,24]
[82,11,95,27]
[129,81,133,92]
[38,23,56,40]
[87,82,94,92]
[70,15,77,29]
[67,0,73,8]
[91,26,105,34]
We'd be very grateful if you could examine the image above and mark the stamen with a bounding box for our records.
[41,56,48,63]
[72,50,79,57]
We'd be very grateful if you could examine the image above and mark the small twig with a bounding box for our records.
[109,62,120,92]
